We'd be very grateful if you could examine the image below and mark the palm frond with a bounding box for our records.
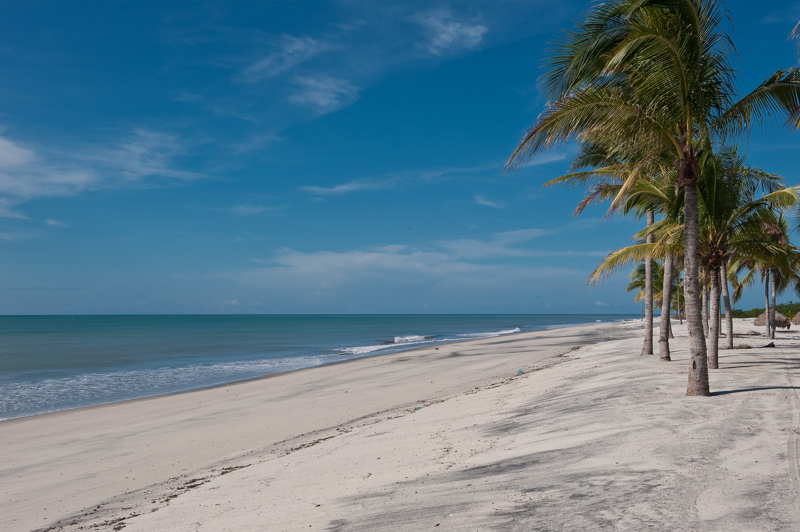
[716,68,800,135]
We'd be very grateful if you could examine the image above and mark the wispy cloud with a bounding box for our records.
[75,129,203,182]
[303,163,498,197]
[230,204,280,216]
[0,198,28,219]
[413,9,488,55]
[494,228,550,243]
[245,227,603,277]
[519,151,569,167]
[164,2,574,126]
[437,227,605,259]
[288,75,360,114]
[761,3,800,24]
[0,128,203,219]
[44,218,67,227]
[473,194,503,208]
[238,245,581,289]
[213,221,619,311]
[241,36,331,82]
[439,229,545,259]
[0,229,39,241]
[232,132,282,153]
[300,179,393,196]
[0,137,35,167]
[224,226,605,308]
[0,137,97,202]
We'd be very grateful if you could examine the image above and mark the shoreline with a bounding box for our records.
[1,320,632,531]
[8,317,800,530]
[0,317,631,425]
[66,317,800,531]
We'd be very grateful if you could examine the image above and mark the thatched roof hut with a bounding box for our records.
[754,311,790,328]
[792,312,800,325]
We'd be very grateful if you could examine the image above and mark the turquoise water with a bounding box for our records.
[0,314,633,419]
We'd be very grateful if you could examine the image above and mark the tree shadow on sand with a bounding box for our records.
[712,386,800,396]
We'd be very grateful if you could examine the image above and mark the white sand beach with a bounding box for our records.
[3,318,800,531]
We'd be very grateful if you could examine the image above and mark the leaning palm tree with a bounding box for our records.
[613,165,684,360]
[628,261,664,304]
[545,142,659,356]
[507,0,800,396]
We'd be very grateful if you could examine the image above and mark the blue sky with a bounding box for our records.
[1,0,799,314]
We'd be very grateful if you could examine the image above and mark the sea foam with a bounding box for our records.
[456,327,521,338]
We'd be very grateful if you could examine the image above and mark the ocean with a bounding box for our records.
[0,314,633,420]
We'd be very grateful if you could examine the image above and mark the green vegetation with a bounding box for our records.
[733,303,800,319]
[507,0,800,396]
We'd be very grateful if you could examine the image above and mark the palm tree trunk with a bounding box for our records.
[708,267,720,369]
[764,271,771,337]
[701,283,709,337]
[658,254,673,361]
[642,210,655,355]
[682,175,709,396]
[770,269,777,339]
[721,259,734,350]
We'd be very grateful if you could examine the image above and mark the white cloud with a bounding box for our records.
[232,133,282,153]
[414,10,488,55]
[204,221,623,311]
[241,36,331,82]
[288,75,360,114]
[494,228,550,243]
[237,245,580,292]
[0,137,35,167]
[76,129,202,182]
[0,229,39,241]
[300,163,499,198]
[44,218,67,227]
[164,2,574,126]
[0,129,202,220]
[300,179,393,196]
[0,198,28,219]
[519,151,569,167]
[237,228,603,287]
[760,3,800,24]
[230,204,278,216]
[473,194,503,208]
[443,229,557,258]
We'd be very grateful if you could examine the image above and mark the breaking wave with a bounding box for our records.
[456,327,521,339]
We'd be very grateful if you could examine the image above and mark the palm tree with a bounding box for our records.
[506,0,800,396]
[693,149,799,366]
[610,151,800,366]
[628,261,664,303]
[621,169,684,360]
[730,214,800,338]
[545,143,659,356]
